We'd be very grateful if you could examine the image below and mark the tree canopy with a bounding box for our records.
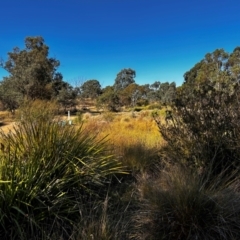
[0,36,73,111]
[80,79,101,99]
[113,68,136,92]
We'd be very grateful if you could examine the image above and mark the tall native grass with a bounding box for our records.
[132,163,240,240]
[81,110,164,172]
[0,101,125,239]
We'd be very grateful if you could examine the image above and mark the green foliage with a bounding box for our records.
[155,47,240,177]
[142,47,240,239]
[0,77,22,112]
[97,86,121,112]
[144,81,176,104]
[159,82,176,104]
[0,103,124,239]
[1,37,58,99]
[56,84,78,110]
[150,81,161,91]
[0,36,72,111]
[81,79,102,99]
[119,83,146,107]
[180,48,237,101]
[113,68,136,92]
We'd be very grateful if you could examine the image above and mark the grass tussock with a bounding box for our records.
[0,101,125,239]
[132,164,240,240]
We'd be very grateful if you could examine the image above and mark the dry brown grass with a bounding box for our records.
[81,111,163,146]
[0,122,16,133]
[0,111,16,133]
[79,110,165,171]
[0,107,165,171]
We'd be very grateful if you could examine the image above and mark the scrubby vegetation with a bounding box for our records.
[1,37,240,239]
[0,102,126,239]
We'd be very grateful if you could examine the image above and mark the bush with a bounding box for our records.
[16,99,59,121]
[0,103,124,239]
[153,81,240,179]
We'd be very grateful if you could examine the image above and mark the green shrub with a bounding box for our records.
[155,50,240,177]
[154,82,240,179]
[0,104,125,239]
[16,99,58,121]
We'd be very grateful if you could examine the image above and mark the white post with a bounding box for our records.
[68,111,70,121]
[68,111,72,125]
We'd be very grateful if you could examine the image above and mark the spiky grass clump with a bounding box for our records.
[0,104,125,239]
[132,165,240,240]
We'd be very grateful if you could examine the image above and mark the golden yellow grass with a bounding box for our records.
[0,108,165,170]
[81,111,162,146]
[0,108,165,141]
[79,110,165,170]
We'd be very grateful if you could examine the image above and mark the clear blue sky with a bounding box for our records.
[1,0,240,87]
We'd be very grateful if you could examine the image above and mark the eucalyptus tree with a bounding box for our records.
[97,86,120,111]
[118,83,146,107]
[0,36,70,110]
[113,68,136,92]
[80,79,102,99]
[56,84,79,111]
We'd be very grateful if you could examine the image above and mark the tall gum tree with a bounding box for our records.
[0,36,63,109]
[113,68,136,92]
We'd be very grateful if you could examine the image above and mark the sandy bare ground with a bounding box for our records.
[0,122,16,133]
